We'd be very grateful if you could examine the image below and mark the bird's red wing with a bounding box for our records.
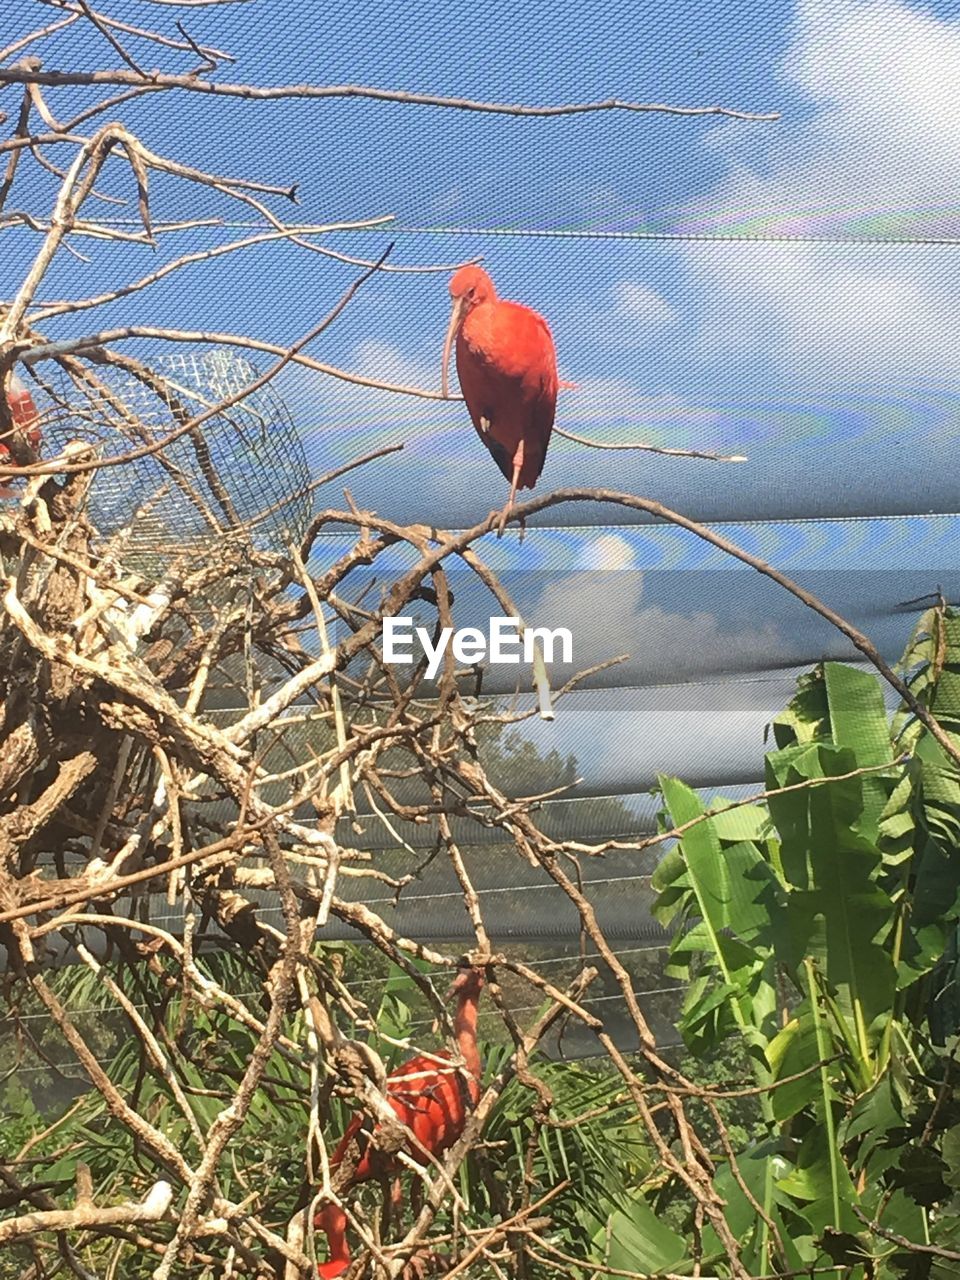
[510,306,558,489]
[329,1053,462,1183]
[520,334,558,488]
[385,1052,469,1158]
[456,302,558,489]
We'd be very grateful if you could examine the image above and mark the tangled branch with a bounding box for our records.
[0,7,830,1278]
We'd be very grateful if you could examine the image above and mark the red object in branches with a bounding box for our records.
[315,966,485,1278]
[1,372,41,497]
[442,266,558,534]
[316,1204,350,1280]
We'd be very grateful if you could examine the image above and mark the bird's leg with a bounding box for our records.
[496,438,525,538]
[409,1174,424,1218]
[378,1176,396,1239]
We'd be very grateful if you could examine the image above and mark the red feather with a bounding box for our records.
[1,373,41,498]
[442,268,558,531]
[315,967,484,1276]
[456,297,558,489]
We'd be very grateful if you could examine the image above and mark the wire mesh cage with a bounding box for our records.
[19,347,311,573]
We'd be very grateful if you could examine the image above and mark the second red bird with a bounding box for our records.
[316,965,485,1278]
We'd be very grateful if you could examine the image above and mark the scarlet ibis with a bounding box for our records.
[316,1203,350,1280]
[315,965,485,1278]
[442,266,558,536]
[1,371,41,497]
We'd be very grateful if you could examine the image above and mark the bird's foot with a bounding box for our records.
[491,505,511,538]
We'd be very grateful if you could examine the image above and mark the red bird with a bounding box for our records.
[316,966,485,1279]
[442,266,558,536]
[1,371,41,498]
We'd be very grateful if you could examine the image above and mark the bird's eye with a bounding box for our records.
[467,287,476,301]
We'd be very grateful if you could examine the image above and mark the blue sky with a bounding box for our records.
[5,0,960,790]
[12,0,960,510]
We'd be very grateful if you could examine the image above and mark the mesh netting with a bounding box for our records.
[4,0,958,825]
[19,348,310,569]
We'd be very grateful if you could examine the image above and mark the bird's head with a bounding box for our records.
[446,962,486,1002]
[442,266,496,398]
[449,265,495,309]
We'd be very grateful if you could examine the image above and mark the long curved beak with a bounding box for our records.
[441,297,467,399]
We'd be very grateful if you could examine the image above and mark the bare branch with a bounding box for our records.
[0,64,780,121]
[553,423,748,463]
[0,1182,174,1245]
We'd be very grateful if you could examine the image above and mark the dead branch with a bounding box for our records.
[0,15,803,1280]
[0,63,779,122]
[0,1180,173,1245]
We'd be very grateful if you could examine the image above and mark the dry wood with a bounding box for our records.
[0,11,868,1280]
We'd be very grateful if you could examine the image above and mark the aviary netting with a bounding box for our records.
[1,5,957,1279]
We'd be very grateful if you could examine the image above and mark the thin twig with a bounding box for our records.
[0,66,781,121]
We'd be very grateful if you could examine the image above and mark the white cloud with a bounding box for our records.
[783,0,960,190]
[613,280,676,326]
[352,339,427,384]
[529,569,785,683]
[574,533,637,570]
[519,677,796,785]
[707,0,960,226]
[685,241,953,380]
[564,279,676,351]
[686,0,960,382]
[279,339,442,437]
[426,184,466,217]
[552,376,741,457]
[560,377,721,437]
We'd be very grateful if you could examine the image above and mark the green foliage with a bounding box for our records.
[8,610,960,1277]
[1,948,649,1278]
[643,605,960,1277]
[0,1076,43,1160]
